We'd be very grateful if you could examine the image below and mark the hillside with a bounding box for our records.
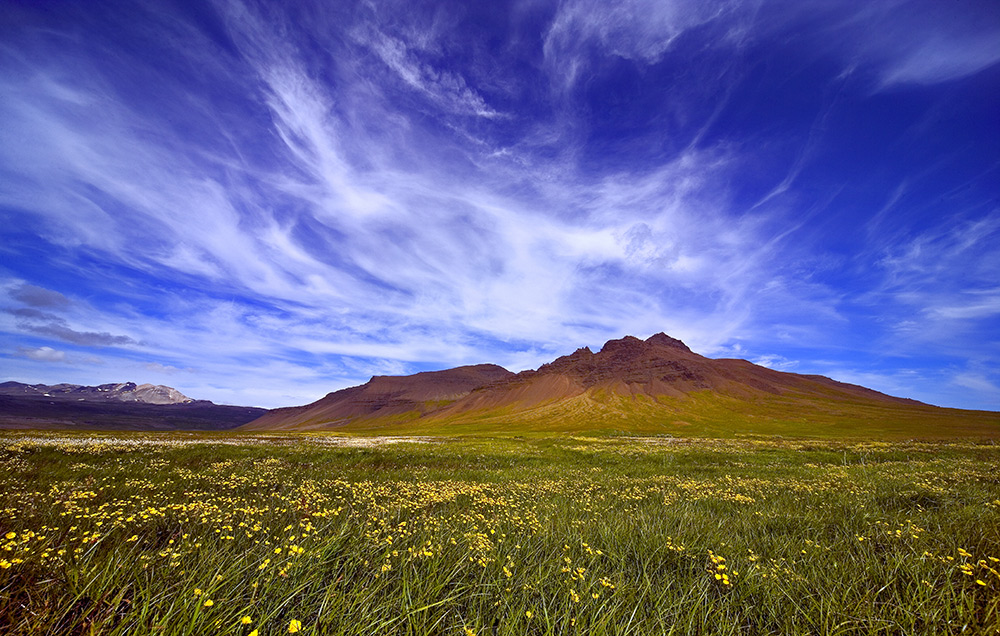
[242,334,999,438]
[245,364,513,430]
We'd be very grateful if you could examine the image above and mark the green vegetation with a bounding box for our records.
[2,432,999,634]
[305,390,1000,438]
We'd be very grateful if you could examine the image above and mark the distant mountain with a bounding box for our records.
[0,381,194,404]
[0,381,266,431]
[242,334,999,438]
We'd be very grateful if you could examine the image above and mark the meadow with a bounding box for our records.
[1,432,998,635]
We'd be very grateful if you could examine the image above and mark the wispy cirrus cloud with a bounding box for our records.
[0,0,996,410]
[952,370,1000,398]
[880,32,1000,87]
[355,24,501,119]
[873,214,1000,341]
[543,0,740,86]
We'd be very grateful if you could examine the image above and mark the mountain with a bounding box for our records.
[0,381,194,404]
[0,381,266,430]
[242,334,999,438]
[245,364,513,430]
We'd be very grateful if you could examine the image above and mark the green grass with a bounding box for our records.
[2,432,1000,634]
[311,390,1000,438]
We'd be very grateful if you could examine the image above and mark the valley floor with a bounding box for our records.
[1,432,998,634]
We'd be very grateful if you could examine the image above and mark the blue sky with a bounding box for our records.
[1,0,998,410]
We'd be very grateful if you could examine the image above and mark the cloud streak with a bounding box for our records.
[10,284,72,309]
[0,0,997,410]
[17,346,66,363]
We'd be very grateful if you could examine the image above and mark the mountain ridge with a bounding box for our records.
[0,381,266,430]
[0,381,194,405]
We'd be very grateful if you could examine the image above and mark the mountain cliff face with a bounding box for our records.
[242,334,998,437]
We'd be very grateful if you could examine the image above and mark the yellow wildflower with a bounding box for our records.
[288,619,302,633]
[241,616,252,624]
[203,600,214,607]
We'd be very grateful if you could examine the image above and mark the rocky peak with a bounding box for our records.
[599,335,647,355]
[132,383,194,404]
[645,332,691,352]
[599,333,692,355]
[96,382,138,393]
[536,346,594,373]
[563,346,595,360]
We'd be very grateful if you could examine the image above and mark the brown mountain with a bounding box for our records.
[242,334,999,438]
[244,364,513,430]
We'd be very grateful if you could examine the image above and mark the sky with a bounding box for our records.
[1,0,998,410]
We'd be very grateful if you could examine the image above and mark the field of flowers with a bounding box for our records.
[1,432,999,635]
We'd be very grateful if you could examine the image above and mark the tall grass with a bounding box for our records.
[1,433,998,634]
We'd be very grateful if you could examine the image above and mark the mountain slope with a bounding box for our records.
[243,364,513,430]
[242,334,999,438]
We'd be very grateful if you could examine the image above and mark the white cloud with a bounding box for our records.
[929,291,1000,321]
[544,0,738,83]
[545,0,1000,94]
[0,22,822,402]
[815,367,925,402]
[17,346,66,362]
[752,354,798,371]
[143,362,185,375]
[357,26,500,118]
[872,214,1000,348]
[879,27,1000,87]
[952,371,1000,396]
[1,0,994,411]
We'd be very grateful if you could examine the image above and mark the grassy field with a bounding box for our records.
[2,432,999,635]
